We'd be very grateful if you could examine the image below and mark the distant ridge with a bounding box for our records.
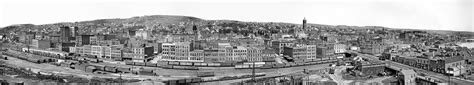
[0,15,473,38]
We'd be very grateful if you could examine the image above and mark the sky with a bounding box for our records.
[1,0,473,32]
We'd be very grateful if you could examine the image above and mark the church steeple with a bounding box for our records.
[302,17,307,30]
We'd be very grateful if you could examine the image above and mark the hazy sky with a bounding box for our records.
[1,0,473,31]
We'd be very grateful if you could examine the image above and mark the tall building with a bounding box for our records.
[75,35,92,46]
[59,26,71,43]
[71,26,79,37]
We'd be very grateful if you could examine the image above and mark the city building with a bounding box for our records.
[75,35,93,46]
[283,44,318,60]
[59,26,72,43]
[31,39,51,49]
[271,40,295,54]
[334,44,347,54]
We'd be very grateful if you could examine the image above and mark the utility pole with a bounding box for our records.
[252,61,256,85]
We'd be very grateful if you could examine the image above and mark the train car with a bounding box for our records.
[139,70,154,76]
[104,66,117,73]
[196,72,215,77]
[85,66,97,73]
[234,64,251,69]
[168,61,180,65]
[117,67,131,73]
[160,65,173,69]
[259,64,273,69]
[207,63,221,67]
[156,61,168,65]
[273,64,284,68]
[60,61,73,68]
[91,64,106,71]
[179,62,193,66]
[85,58,100,63]
[145,62,157,67]
[296,62,305,66]
[125,61,134,65]
[191,78,203,83]
[135,62,146,66]
[193,62,207,67]
[220,62,234,67]
[173,66,198,70]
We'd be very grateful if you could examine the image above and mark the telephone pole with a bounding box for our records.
[252,61,256,85]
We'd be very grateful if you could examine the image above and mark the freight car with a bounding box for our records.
[196,72,215,77]
[156,61,168,65]
[134,62,146,66]
[168,61,180,65]
[164,78,204,85]
[193,62,208,67]
[179,62,193,66]
[125,61,134,65]
[173,66,199,70]
[160,65,174,69]
[117,67,132,73]
[104,66,118,73]
[90,64,106,71]
[145,62,157,67]
[139,68,155,76]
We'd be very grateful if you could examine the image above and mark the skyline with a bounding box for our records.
[1,0,473,32]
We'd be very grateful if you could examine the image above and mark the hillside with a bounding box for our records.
[0,15,473,38]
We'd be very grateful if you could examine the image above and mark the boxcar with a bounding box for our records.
[135,62,146,66]
[168,61,180,65]
[104,66,117,73]
[145,62,157,67]
[179,62,193,66]
[156,61,168,65]
[207,63,221,67]
[91,64,106,71]
[191,78,203,83]
[160,65,173,69]
[196,72,215,77]
[139,70,154,76]
[172,66,187,70]
[125,61,134,65]
[194,62,207,67]
[220,62,234,67]
[85,66,97,73]
[117,67,131,73]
